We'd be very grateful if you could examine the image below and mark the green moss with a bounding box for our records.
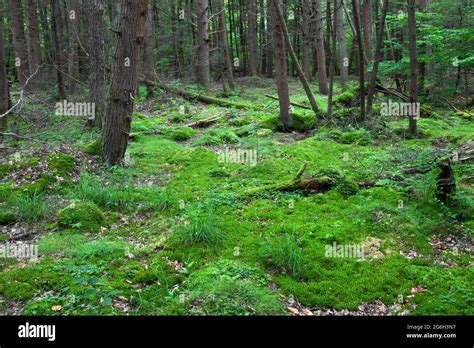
[83,138,103,157]
[164,126,198,142]
[0,164,14,179]
[195,129,240,146]
[182,260,285,315]
[339,129,373,145]
[0,232,9,242]
[0,211,16,225]
[46,154,75,175]
[57,200,104,232]
[17,175,55,196]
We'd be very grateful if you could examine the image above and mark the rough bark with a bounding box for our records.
[362,0,373,62]
[407,0,418,135]
[314,0,328,94]
[7,0,30,86]
[266,0,274,78]
[218,0,235,90]
[248,0,258,76]
[90,0,107,128]
[270,0,292,129]
[50,0,66,99]
[196,0,210,88]
[103,0,148,166]
[301,0,311,81]
[335,0,348,87]
[26,0,41,74]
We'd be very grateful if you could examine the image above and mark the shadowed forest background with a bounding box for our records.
[0,0,473,316]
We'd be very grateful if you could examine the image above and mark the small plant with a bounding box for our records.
[57,200,104,232]
[175,212,222,246]
[262,234,305,278]
[8,194,52,222]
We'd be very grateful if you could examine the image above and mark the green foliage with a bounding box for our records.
[46,154,75,175]
[174,211,222,246]
[195,128,240,145]
[7,194,53,222]
[164,126,198,142]
[57,200,104,232]
[82,138,103,157]
[182,260,284,315]
[261,234,305,278]
[0,211,16,225]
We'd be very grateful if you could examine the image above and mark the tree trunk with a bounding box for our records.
[196,0,210,88]
[314,0,328,94]
[266,0,274,78]
[407,0,418,135]
[335,0,348,87]
[248,0,258,76]
[142,1,155,97]
[366,0,388,121]
[67,0,79,94]
[301,0,311,81]
[50,0,66,99]
[270,0,291,129]
[218,0,235,90]
[0,6,9,137]
[7,0,30,86]
[26,0,41,75]
[103,0,148,166]
[351,0,365,121]
[90,0,107,129]
[272,0,320,115]
[362,0,373,62]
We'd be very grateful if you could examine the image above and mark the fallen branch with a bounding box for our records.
[443,97,473,119]
[242,162,336,197]
[139,77,260,111]
[185,115,222,128]
[264,95,312,110]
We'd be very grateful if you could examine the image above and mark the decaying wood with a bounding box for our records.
[186,115,222,128]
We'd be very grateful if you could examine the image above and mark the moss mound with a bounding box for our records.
[57,200,104,232]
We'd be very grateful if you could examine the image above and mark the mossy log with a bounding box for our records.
[242,163,336,196]
[140,78,260,110]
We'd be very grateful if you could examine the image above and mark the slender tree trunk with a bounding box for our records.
[248,0,258,75]
[366,0,388,121]
[7,0,30,86]
[328,0,338,119]
[315,0,328,94]
[270,0,291,129]
[0,6,9,137]
[259,0,266,74]
[219,0,235,90]
[90,0,106,129]
[352,0,365,121]
[407,0,418,135]
[362,0,373,62]
[196,0,210,88]
[103,0,148,166]
[67,0,79,94]
[301,0,311,81]
[335,0,348,87]
[266,0,274,78]
[272,0,320,115]
[142,1,155,97]
[26,0,41,75]
[50,0,66,99]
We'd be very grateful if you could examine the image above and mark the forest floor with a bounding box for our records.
[0,77,473,316]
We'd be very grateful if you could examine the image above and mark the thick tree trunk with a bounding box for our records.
[407,0,418,135]
[90,0,107,129]
[26,0,41,74]
[50,0,66,99]
[270,0,292,129]
[103,0,148,166]
[314,0,328,94]
[7,0,30,86]
[248,0,258,76]
[196,0,210,88]
[335,0,348,87]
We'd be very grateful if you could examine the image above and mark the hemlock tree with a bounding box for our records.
[407,0,418,136]
[103,0,149,166]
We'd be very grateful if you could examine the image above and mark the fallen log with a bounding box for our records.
[139,78,260,111]
[443,97,473,119]
[186,115,222,128]
[242,162,336,196]
[374,85,436,117]
[265,95,312,110]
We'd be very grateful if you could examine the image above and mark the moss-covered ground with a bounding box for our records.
[0,78,472,316]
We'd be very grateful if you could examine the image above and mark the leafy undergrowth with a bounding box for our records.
[0,79,472,316]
